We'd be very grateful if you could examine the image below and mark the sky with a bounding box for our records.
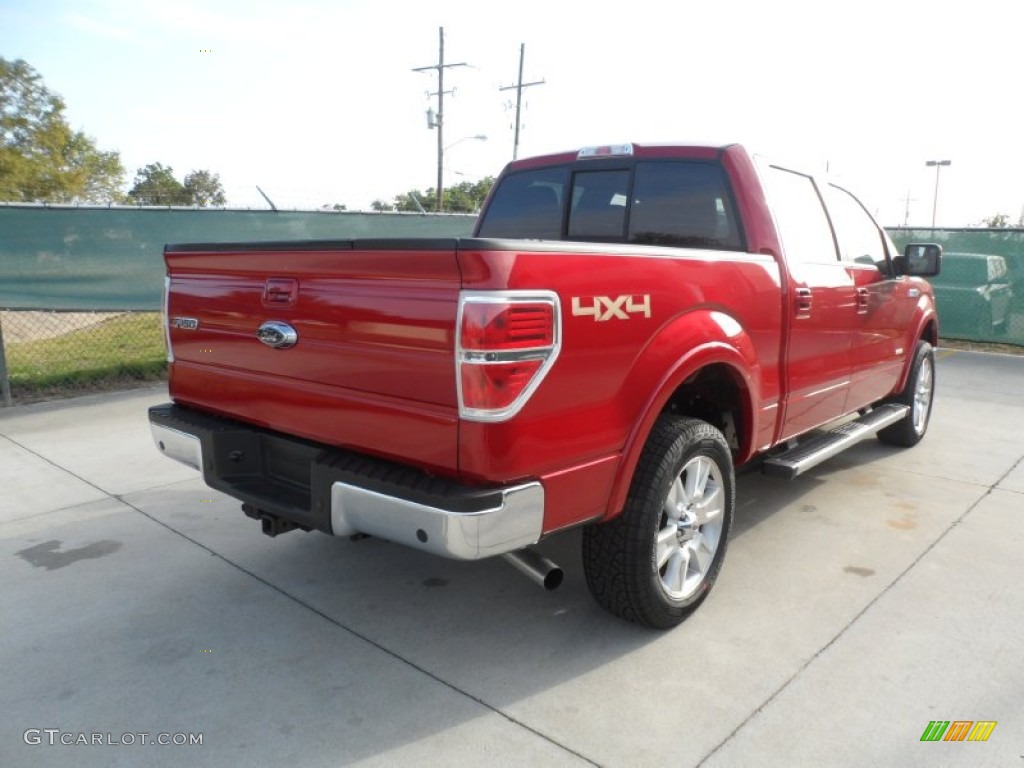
[2,0,1022,227]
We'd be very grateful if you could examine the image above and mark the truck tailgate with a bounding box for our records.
[164,240,461,473]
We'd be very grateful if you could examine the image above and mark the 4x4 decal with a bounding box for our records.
[571,295,651,322]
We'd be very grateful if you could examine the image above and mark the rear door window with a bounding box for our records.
[764,167,838,264]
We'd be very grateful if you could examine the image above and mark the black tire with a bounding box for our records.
[877,340,935,447]
[582,416,734,629]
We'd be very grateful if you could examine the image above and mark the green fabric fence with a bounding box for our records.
[890,228,1024,344]
[0,205,476,311]
[0,207,1020,345]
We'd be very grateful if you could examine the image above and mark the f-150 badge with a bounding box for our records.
[571,295,651,322]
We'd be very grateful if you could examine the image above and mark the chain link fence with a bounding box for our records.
[0,310,165,405]
[891,228,1024,344]
[0,204,475,406]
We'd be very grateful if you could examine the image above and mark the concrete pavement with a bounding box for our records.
[1,349,1021,767]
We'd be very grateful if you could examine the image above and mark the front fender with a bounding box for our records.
[896,294,939,393]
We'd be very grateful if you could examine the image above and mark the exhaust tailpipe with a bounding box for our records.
[502,548,563,591]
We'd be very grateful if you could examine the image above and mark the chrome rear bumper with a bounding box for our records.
[329,480,543,560]
[149,405,543,561]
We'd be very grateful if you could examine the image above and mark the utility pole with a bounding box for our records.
[901,189,917,227]
[499,44,545,160]
[412,27,468,211]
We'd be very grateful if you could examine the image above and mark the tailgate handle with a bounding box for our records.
[263,278,298,307]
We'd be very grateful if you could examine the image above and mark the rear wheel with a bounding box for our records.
[994,311,1009,336]
[878,340,935,447]
[583,416,734,628]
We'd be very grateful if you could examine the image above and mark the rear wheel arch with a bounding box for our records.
[605,350,756,522]
[664,363,750,455]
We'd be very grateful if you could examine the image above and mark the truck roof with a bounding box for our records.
[506,142,743,171]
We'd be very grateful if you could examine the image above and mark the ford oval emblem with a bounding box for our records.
[256,321,298,349]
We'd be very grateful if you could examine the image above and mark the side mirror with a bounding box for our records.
[895,243,942,277]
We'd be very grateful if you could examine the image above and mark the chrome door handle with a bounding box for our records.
[795,288,812,317]
[856,287,869,314]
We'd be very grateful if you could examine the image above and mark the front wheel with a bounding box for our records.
[878,340,935,447]
[976,306,994,340]
[583,416,734,628]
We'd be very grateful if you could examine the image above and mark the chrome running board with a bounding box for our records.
[762,404,909,480]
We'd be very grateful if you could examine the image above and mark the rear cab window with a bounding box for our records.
[477,157,745,252]
[475,167,566,239]
[628,162,742,250]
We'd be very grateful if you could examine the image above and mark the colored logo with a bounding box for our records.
[256,320,298,349]
[920,720,996,742]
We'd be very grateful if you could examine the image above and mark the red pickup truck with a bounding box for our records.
[150,142,941,628]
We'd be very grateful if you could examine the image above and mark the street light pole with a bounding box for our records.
[442,135,487,210]
[925,160,951,228]
[444,134,487,152]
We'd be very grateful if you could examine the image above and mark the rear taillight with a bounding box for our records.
[457,291,561,421]
[163,275,174,363]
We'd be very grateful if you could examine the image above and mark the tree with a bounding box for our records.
[443,176,495,213]
[184,169,226,207]
[390,176,494,214]
[127,163,189,205]
[394,188,434,212]
[127,164,227,206]
[370,199,393,212]
[0,57,125,202]
[982,213,1010,228]
[64,131,125,202]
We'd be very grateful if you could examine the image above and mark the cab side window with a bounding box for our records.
[826,184,888,270]
[763,166,838,264]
